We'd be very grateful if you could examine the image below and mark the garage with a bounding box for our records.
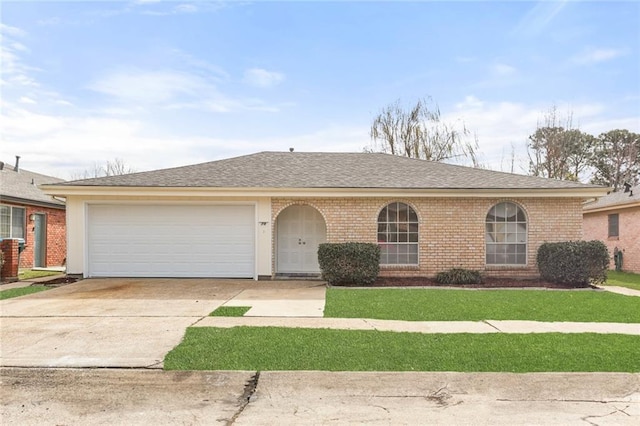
[87,204,255,278]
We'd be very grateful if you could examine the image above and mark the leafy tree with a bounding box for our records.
[590,129,640,191]
[368,98,478,165]
[527,106,594,181]
[71,158,136,180]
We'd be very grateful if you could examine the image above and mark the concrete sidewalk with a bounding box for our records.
[194,317,640,335]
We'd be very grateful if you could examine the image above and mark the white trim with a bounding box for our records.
[42,185,609,199]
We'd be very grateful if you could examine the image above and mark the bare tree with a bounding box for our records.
[70,158,136,180]
[527,105,594,181]
[368,98,478,165]
[590,129,640,191]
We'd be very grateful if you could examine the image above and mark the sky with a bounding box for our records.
[1,0,639,180]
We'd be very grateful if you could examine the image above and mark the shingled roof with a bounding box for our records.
[1,161,65,208]
[583,184,640,211]
[48,152,603,191]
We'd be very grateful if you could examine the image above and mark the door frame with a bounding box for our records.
[275,204,327,275]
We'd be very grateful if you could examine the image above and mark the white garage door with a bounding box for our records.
[88,204,255,278]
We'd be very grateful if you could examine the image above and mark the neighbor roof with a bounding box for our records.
[583,184,640,212]
[46,152,604,191]
[1,161,65,208]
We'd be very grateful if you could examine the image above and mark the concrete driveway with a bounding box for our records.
[0,278,325,368]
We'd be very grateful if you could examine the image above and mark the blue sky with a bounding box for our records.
[2,0,639,179]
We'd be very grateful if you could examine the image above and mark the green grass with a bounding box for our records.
[606,270,640,291]
[209,306,251,316]
[324,288,640,323]
[0,285,50,300]
[164,327,640,372]
[18,269,61,280]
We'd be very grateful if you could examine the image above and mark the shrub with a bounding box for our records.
[537,241,609,286]
[435,268,483,285]
[318,242,380,286]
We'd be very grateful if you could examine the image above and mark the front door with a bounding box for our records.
[33,213,46,268]
[277,205,327,274]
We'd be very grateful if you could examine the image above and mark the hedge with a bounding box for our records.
[537,241,609,286]
[435,268,483,285]
[317,242,380,286]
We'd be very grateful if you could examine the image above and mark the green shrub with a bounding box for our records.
[435,268,483,285]
[318,242,380,286]
[537,241,609,286]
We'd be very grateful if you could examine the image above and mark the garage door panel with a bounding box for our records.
[88,205,255,278]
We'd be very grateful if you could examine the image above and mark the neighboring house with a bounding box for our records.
[41,152,607,280]
[583,184,640,273]
[1,157,66,268]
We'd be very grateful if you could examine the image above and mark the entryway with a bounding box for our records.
[33,213,46,268]
[276,205,327,274]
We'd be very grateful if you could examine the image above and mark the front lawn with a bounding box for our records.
[324,288,640,323]
[606,271,640,291]
[0,285,50,300]
[164,327,639,372]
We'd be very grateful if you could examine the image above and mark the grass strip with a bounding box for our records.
[606,271,640,291]
[209,306,251,317]
[0,285,50,300]
[164,327,640,372]
[325,288,640,323]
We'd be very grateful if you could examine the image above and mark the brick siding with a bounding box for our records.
[1,239,19,282]
[272,197,584,278]
[3,203,67,268]
[583,207,640,273]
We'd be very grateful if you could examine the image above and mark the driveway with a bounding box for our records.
[0,278,325,368]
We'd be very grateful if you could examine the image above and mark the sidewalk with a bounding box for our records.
[195,317,640,335]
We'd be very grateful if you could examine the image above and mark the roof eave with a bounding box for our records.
[583,200,640,214]
[0,195,66,209]
[41,185,609,199]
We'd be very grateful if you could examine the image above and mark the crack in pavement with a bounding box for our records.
[581,405,631,425]
[483,320,502,332]
[226,371,260,425]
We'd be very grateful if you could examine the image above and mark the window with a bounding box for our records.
[485,202,527,265]
[0,205,25,240]
[377,202,418,265]
[608,214,619,238]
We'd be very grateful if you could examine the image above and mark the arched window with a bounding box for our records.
[485,202,527,265]
[377,202,419,265]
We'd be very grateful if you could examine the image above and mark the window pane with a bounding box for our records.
[608,214,619,237]
[377,203,419,265]
[0,206,9,238]
[378,208,388,223]
[11,207,25,239]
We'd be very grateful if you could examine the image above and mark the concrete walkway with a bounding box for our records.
[195,317,640,335]
[598,285,640,297]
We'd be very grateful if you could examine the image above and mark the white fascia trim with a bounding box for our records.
[583,201,640,214]
[42,185,610,199]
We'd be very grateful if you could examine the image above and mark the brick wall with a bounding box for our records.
[272,197,584,278]
[583,207,640,273]
[11,205,67,268]
[1,239,19,282]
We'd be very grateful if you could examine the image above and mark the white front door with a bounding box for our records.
[277,205,326,273]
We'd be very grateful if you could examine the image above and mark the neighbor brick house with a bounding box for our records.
[583,184,640,273]
[41,152,607,280]
[1,157,66,269]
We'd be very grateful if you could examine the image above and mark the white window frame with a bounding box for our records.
[485,202,527,266]
[0,204,26,240]
[377,202,419,266]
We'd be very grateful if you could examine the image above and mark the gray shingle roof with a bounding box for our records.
[583,184,640,211]
[48,152,604,190]
[1,162,65,207]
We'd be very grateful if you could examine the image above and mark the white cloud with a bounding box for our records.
[18,96,36,104]
[513,1,568,37]
[89,68,212,103]
[571,48,628,65]
[492,63,516,76]
[243,68,285,88]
